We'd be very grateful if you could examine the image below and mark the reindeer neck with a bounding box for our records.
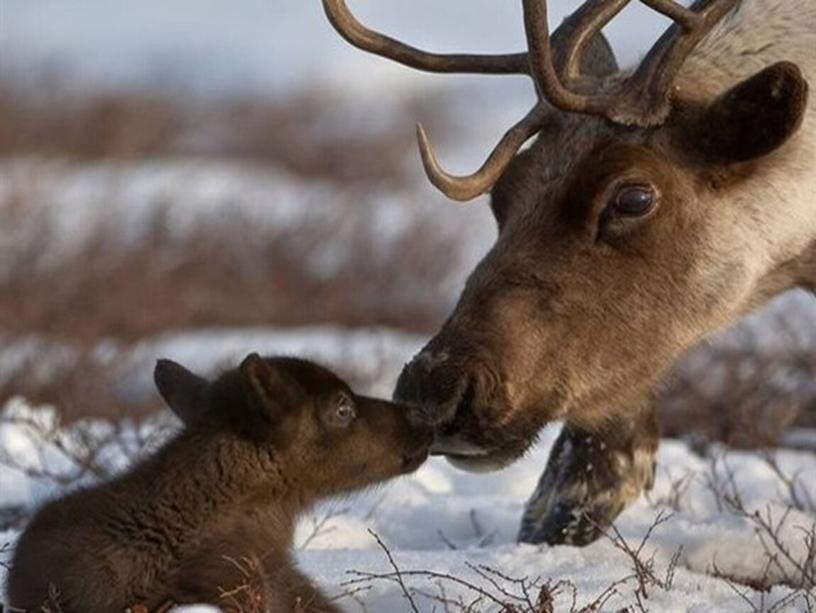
[802,240,816,293]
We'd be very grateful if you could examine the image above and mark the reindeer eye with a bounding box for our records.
[612,184,656,217]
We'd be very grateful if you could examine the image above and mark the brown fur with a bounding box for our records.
[396,0,814,468]
[390,0,815,543]
[7,355,431,612]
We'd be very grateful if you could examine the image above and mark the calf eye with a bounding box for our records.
[612,184,656,217]
[335,395,356,425]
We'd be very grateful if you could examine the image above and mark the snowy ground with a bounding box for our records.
[1,327,814,612]
[2,2,815,610]
[1,405,815,611]
[0,157,493,297]
[0,104,813,613]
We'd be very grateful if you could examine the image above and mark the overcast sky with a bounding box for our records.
[2,1,676,96]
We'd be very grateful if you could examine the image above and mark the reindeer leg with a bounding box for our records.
[517,400,659,546]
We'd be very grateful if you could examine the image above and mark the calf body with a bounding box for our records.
[7,355,431,612]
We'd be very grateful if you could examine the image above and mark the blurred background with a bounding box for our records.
[1,0,814,447]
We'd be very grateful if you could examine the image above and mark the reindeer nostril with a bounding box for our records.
[440,376,466,422]
[394,347,475,430]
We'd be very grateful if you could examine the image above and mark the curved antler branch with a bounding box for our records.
[552,0,631,82]
[322,0,530,75]
[522,0,614,116]
[615,0,740,125]
[416,105,548,202]
[639,0,702,30]
[323,0,740,199]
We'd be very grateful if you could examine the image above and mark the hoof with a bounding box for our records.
[518,500,609,546]
[517,421,657,546]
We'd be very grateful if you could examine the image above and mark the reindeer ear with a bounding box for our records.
[239,354,304,422]
[154,359,208,427]
[696,62,809,163]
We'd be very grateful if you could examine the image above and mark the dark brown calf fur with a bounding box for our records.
[6,355,431,612]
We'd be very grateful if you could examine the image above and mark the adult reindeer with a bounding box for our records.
[324,0,814,545]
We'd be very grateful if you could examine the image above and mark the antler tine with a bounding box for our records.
[417,105,548,202]
[322,0,530,75]
[613,0,740,126]
[638,0,702,30]
[552,0,631,82]
[324,0,740,200]
[522,0,614,116]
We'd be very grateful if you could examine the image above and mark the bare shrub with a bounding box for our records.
[0,350,162,424]
[216,555,269,613]
[200,90,443,187]
[0,79,462,358]
[701,452,816,610]
[0,398,171,497]
[0,85,177,160]
[0,193,461,345]
[597,510,682,612]
[659,314,816,448]
[341,526,671,612]
[0,83,445,186]
[0,190,458,413]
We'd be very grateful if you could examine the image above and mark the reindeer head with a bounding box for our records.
[154,355,433,499]
[325,0,810,471]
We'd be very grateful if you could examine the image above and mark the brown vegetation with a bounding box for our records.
[0,207,457,341]
[0,81,471,425]
[0,84,441,186]
[659,318,816,449]
[0,78,813,446]
[0,81,462,345]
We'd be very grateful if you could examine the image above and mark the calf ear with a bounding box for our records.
[154,359,208,427]
[240,354,304,424]
[696,62,809,163]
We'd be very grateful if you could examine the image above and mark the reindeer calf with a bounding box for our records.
[7,354,432,612]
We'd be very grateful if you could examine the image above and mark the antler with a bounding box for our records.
[551,0,630,82]
[322,0,530,75]
[323,0,739,201]
[416,105,549,202]
[614,0,740,126]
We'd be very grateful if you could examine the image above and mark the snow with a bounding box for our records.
[1,402,814,611]
[289,436,815,611]
[0,327,814,611]
[0,156,493,273]
[0,127,812,613]
[2,1,815,609]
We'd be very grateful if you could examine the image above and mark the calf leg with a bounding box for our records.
[517,399,659,546]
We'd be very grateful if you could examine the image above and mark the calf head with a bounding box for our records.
[154,355,432,498]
